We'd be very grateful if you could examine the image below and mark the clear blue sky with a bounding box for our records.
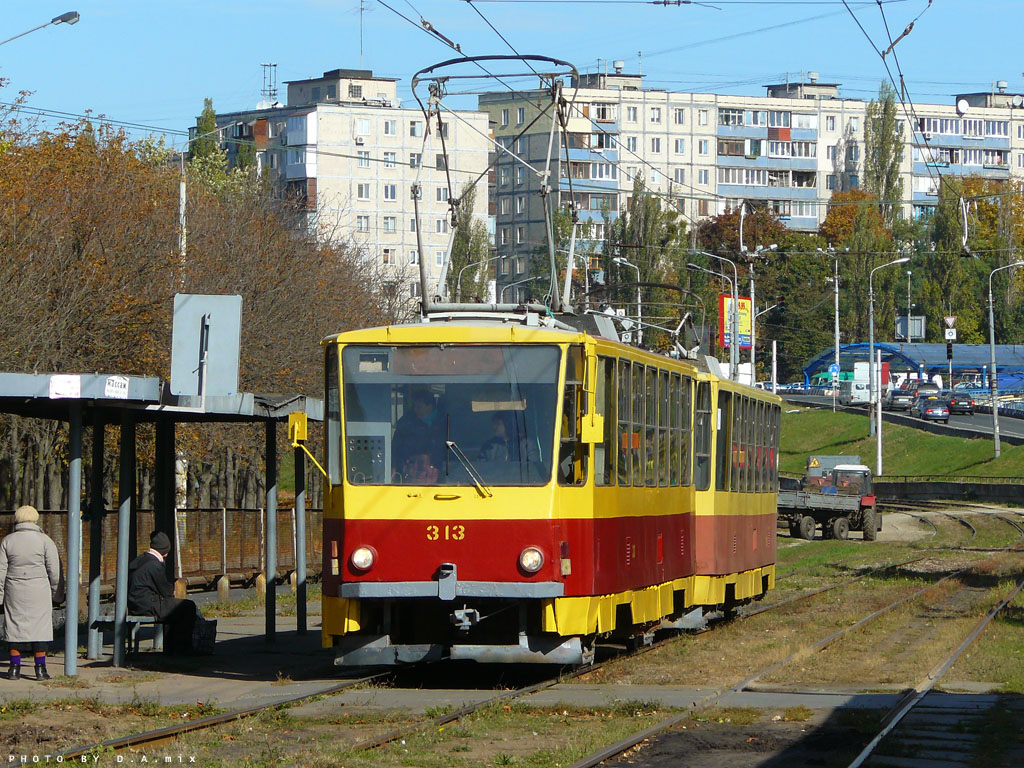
[3,1,1020,149]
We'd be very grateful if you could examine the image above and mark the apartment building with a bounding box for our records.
[205,68,491,302]
[478,68,1024,299]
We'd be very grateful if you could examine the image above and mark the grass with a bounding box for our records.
[780,406,1024,478]
[947,594,1024,693]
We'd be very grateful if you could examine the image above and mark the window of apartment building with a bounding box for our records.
[1018,126,1024,140]
[698,109,709,126]
[650,169,661,185]
[500,197,511,215]
[383,184,397,201]
[767,111,790,128]
[500,167,510,185]
[594,103,615,122]
[357,151,370,168]
[792,141,816,158]
[515,257,525,274]
[356,118,370,135]
[410,185,422,200]
[827,145,838,161]
[500,228,509,245]
[383,151,396,168]
[625,136,638,152]
[698,139,709,155]
[826,115,836,131]
[826,175,837,190]
[410,218,418,232]
[267,152,278,170]
[698,199,709,216]
[746,110,767,126]
[501,109,509,127]
[985,120,1008,137]
[409,153,421,168]
[594,132,615,150]
[311,86,321,102]
[409,250,419,264]
[673,168,685,184]
[499,257,509,275]
[383,216,397,233]
[793,113,817,130]
[410,120,423,137]
[768,141,791,157]
[437,187,449,202]
[516,167,525,184]
[356,215,369,232]
[1018,153,1024,169]
[650,107,662,124]
[357,183,371,200]
[792,171,816,188]
[439,121,450,138]
[848,117,859,133]
[436,219,449,234]
[718,108,743,127]
[409,281,421,299]
[516,226,525,244]
[349,84,362,99]
[626,106,638,123]
[791,201,817,218]
[381,248,393,265]
[651,137,662,153]
[767,170,790,187]
[698,169,709,185]
[516,137,525,154]
[846,144,859,162]
[847,174,860,189]
[625,166,638,181]
[718,139,744,156]
[674,138,685,154]
[673,108,686,125]
[383,119,397,135]
[516,195,526,214]
[435,154,447,170]
[288,149,305,165]
[435,250,444,266]
[517,107,525,124]
[592,163,616,179]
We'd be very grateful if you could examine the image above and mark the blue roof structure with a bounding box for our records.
[803,343,1024,388]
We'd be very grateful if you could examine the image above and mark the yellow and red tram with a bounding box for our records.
[320,317,781,665]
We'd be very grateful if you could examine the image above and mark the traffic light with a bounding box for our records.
[946,342,953,360]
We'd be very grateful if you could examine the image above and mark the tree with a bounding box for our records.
[863,81,904,228]
[191,97,219,163]
[820,189,888,246]
[445,183,491,301]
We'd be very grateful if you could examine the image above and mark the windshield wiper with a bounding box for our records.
[446,440,493,499]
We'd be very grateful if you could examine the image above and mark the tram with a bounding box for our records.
[318,316,781,665]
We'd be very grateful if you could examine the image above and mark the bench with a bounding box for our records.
[93,613,164,654]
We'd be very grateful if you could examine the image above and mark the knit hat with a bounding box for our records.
[150,531,171,555]
[14,505,39,524]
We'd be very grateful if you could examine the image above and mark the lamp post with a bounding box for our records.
[612,256,642,346]
[0,11,79,47]
[988,260,1024,458]
[688,262,735,376]
[500,275,540,303]
[748,244,777,382]
[697,252,739,381]
[455,254,501,302]
[868,256,910,439]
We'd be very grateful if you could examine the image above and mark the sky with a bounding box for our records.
[2,0,1021,149]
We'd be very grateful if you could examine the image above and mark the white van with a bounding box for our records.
[838,380,870,406]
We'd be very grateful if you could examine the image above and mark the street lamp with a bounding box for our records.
[612,256,642,346]
[988,260,1024,458]
[868,256,910,449]
[688,262,735,375]
[0,11,80,47]
[748,243,776,380]
[500,275,540,303]
[692,251,739,381]
[456,254,501,302]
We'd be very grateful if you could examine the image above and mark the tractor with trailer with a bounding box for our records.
[778,455,880,541]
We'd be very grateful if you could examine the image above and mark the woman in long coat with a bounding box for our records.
[0,506,61,680]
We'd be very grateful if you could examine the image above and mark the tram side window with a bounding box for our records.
[694,382,712,491]
[771,404,781,491]
[595,356,616,486]
[632,362,645,487]
[681,376,692,486]
[659,371,670,487]
[753,400,762,493]
[743,397,753,493]
[617,359,631,486]
[730,395,741,492]
[325,345,342,485]
[558,345,588,486]
[669,373,680,487]
[646,367,657,487]
[757,400,767,492]
[715,390,732,492]
[748,398,757,493]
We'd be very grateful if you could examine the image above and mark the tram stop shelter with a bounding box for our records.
[803,343,1024,389]
[0,372,323,675]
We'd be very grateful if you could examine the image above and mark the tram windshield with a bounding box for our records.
[341,344,560,486]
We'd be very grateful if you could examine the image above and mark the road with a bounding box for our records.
[784,394,1024,440]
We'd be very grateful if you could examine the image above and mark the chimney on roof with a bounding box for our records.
[613,60,624,74]
[808,71,819,84]
[997,80,1008,93]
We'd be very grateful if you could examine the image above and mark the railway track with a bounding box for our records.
[57,507,1024,763]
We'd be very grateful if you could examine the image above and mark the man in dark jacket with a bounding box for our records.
[128,531,196,654]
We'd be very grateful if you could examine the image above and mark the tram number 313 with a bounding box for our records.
[426,524,466,541]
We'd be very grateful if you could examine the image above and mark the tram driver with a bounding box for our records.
[392,389,445,482]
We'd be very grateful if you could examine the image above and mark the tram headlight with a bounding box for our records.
[350,546,376,571]
[518,546,544,574]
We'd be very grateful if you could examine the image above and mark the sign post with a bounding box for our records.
[828,362,841,412]
[945,316,956,386]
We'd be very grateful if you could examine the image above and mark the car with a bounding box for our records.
[885,388,914,411]
[911,394,949,423]
[946,391,975,415]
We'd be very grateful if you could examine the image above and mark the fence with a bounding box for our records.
[0,507,324,588]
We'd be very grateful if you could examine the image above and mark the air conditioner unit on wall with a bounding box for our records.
[355,137,365,145]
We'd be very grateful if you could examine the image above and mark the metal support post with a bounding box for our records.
[154,419,176,580]
[876,349,883,476]
[294,445,307,635]
[771,340,777,394]
[265,420,278,643]
[64,403,83,676]
[87,414,104,660]
[113,413,136,667]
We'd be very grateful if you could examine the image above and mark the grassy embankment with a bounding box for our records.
[780,406,1024,477]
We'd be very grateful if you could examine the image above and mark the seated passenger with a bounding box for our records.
[392,389,444,482]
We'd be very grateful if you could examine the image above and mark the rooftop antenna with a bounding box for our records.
[360,0,366,68]
[261,63,278,104]
[637,50,642,75]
